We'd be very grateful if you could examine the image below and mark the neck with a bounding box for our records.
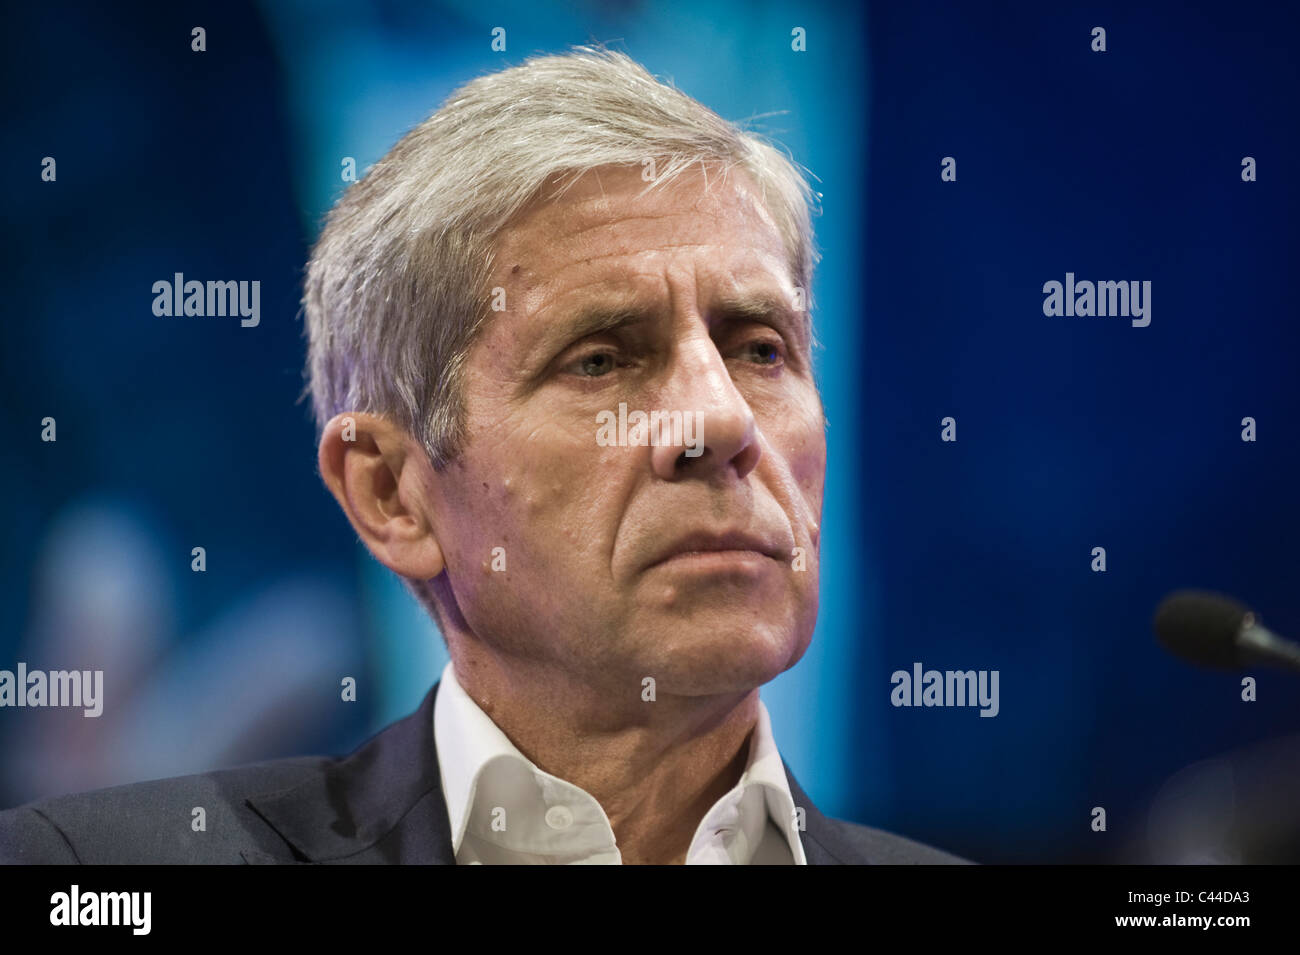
[450,641,760,865]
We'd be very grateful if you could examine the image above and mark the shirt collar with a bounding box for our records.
[433,661,806,863]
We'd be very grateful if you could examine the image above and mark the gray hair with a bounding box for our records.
[301,46,821,630]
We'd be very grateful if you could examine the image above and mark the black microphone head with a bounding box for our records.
[1154,590,1254,669]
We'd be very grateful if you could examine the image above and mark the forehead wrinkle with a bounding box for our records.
[525,179,773,247]
[498,184,791,287]
[510,230,790,291]
[521,273,652,322]
[509,241,745,284]
[520,248,802,337]
[553,210,712,242]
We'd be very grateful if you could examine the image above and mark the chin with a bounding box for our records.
[643,619,807,696]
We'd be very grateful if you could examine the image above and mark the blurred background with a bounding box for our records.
[1,0,1296,864]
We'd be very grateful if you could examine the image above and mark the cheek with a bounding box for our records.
[451,423,622,573]
[793,426,826,489]
[769,403,826,501]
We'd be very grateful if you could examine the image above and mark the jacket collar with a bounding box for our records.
[246,680,863,864]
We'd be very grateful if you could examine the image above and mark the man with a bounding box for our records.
[0,48,968,865]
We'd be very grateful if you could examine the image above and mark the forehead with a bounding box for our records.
[491,164,796,294]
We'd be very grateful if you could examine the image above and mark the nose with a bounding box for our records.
[649,332,761,482]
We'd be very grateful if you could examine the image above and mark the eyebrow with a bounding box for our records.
[553,303,653,344]
[546,292,809,344]
[709,293,811,351]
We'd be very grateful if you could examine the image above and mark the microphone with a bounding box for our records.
[1154,590,1300,673]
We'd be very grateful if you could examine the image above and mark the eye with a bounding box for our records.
[741,338,785,366]
[566,350,619,378]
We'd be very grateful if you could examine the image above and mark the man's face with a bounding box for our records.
[425,164,825,697]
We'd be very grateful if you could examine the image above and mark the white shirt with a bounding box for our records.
[433,662,807,864]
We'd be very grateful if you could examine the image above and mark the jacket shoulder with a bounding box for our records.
[0,756,332,864]
[817,815,974,864]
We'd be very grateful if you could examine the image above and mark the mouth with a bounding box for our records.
[650,550,775,576]
[645,531,784,572]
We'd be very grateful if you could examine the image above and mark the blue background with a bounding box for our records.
[2,0,1296,864]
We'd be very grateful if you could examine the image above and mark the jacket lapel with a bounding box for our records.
[246,681,455,864]
[783,762,871,864]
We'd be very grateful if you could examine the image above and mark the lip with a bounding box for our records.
[645,530,783,571]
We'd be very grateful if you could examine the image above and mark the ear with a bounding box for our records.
[317,412,445,580]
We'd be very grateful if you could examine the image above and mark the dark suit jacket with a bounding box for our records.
[0,681,970,864]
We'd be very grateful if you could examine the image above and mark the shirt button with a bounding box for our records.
[544,805,574,830]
